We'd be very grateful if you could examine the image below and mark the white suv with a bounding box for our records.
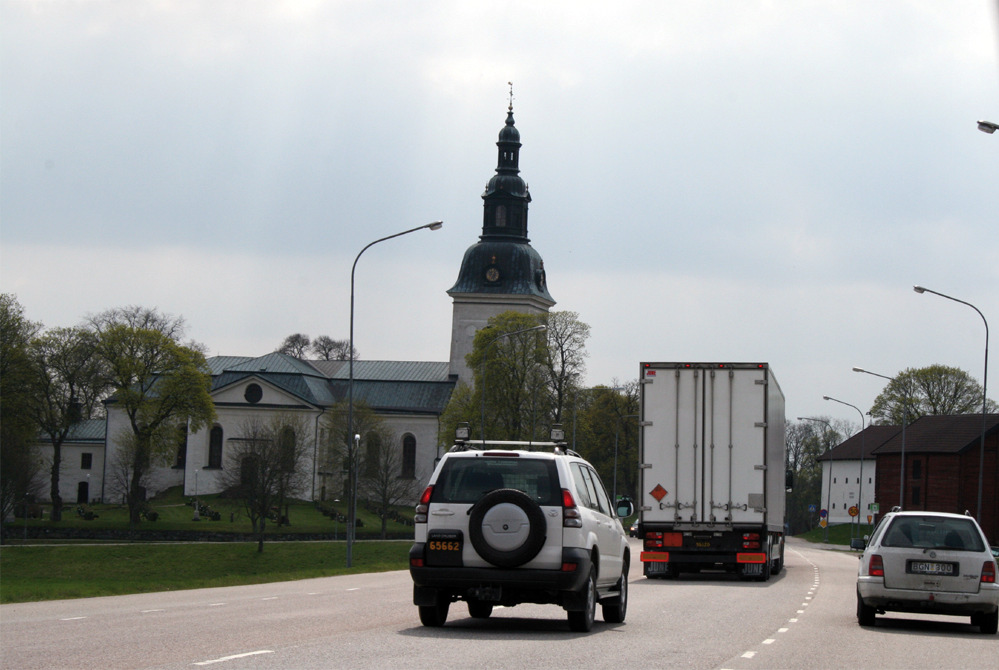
[857,509,999,634]
[409,429,634,632]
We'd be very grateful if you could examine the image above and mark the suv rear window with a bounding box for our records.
[881,516,986,552]
[432,457,560,506]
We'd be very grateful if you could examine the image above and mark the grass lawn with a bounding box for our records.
[0,540,411,604]
[797,522,875,546]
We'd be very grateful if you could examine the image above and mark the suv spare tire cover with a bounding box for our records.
[468,488,548,568]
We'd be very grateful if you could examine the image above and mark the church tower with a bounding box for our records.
[447,102,555,385]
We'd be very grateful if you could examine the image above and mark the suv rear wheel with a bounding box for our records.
[418,592,450,627]
[567,567,597,632]
[467,600,493,619]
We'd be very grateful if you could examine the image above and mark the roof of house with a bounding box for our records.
[817,424,900,461]
[871,413,999,455]
[207,354,455,415]
[36,418,107,444]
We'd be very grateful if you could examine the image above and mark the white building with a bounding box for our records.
[818,425,898,526]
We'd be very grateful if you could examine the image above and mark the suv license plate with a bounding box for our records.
[427,530,463,567]
[909,561,955,576]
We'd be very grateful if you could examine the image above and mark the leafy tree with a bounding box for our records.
[90,306,216,524]
[217,414,313,552]
[464,311,552,441]
[868,365,996,425]
[321,401,385,539]
[573,383,639,501]
[310,335,357,361]
[0,294,43,530]
[27,327,106,521]
[277,333,311,358]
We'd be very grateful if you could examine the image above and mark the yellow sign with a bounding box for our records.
[849,505,859,517]
[819,519,827,528]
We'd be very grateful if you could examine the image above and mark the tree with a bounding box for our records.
[91,306,216,524]
[310,335,357,361]
[868,365,996,425]
[543,311,590,425]
[277,333,311,358]
[572,382,639,501]
[464,311,552,441]
[358,424,420,539]
[0,294,44,531]
[321,401,385,539]
[217,414,313,552]
[27,327,106,521]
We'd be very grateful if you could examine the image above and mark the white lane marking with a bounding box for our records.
[193,650,274,666]
[346,588,360,592]
[141,609,164,613]
[261,597,278,601]
[742,651,756,659]
[61,617,86,621]
[209,603,225,607]
[762,639,775,645]
[788,618,798,623]
[778,628,789,633]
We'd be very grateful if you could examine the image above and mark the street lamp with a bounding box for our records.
[913,285,990,519]
[853,367,908,508]
[799,416,833,541]
[347,220,442,567]
[824,396,866,539]
[478,324,547,442]
[978,120,999,134]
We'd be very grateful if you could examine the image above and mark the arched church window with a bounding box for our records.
[495,205,506,227]
[402,434,416,479]
[209,425,223,469]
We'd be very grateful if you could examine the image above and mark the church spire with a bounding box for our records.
[481,88,530,241]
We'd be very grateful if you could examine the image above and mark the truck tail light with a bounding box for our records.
[644,531,663,549]
[562,489,582,528]
[414,485,433,523]
[982,561,997,584]
[742,532,761,549]
[869,554,884,577]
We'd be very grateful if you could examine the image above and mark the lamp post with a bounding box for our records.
[347,220,442,567]
[853,367,908,509]
[977,120,999,134]
[613,414,639,503]
[479,324,547,443]
[824,396,866,539]
[913,285,989,519]
[799,416,833,541]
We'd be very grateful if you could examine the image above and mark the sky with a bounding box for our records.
[2,1,998,427]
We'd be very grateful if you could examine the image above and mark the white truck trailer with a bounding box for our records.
[637,362,787,581]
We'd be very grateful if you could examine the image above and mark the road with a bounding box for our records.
[1,538,995,669]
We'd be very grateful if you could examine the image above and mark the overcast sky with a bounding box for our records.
[2,1,997,426]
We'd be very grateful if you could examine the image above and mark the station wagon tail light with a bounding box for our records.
[562,489,582,528]
[414,485,433,523]
[869,554,884,577]
[982,561,997,584]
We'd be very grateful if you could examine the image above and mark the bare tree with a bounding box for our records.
[277,333,311,358]
[359,426,420,539]
[310,335,357,361]
[217,414,313,552]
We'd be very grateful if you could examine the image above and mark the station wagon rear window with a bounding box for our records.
[881,516,985,552]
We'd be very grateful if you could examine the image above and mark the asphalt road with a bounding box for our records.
[1,538,995,669]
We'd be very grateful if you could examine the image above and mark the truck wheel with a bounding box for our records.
[418,593,450,627]
[602,561,628,624]
[469,489,547,568]
[567,567,597,632]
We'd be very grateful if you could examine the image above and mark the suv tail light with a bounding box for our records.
[562,489,582,528]
[869,554,884,577]
[414,485,433,523]
[982,560,997,584]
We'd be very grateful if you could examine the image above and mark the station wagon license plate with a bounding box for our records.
[426,530,463,567]
[908,561,956,576]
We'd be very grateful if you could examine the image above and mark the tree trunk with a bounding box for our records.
[257,518,265,553]
[49,444,63,522]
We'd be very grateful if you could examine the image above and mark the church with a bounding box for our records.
[45,103,557,506]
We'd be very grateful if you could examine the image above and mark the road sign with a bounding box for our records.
[819,518,827,528]
[849,505,859,517]
[808,504,817,513]
[870,503,880,513]
[819,508,827,519]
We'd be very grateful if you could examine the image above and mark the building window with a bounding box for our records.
[364,432,381,478]
[81,453,92,470]
[279,427,296,472]
[912,485,921,506]
[401,434,416,479]
[912,459,922,479]
[244,383,262,404]
[209,425,223,469]
[833,477,837,484]
[175,424,188,468]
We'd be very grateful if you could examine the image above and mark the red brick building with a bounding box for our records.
[872,414,999,544]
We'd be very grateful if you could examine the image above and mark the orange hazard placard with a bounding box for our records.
[650,484,668,502]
